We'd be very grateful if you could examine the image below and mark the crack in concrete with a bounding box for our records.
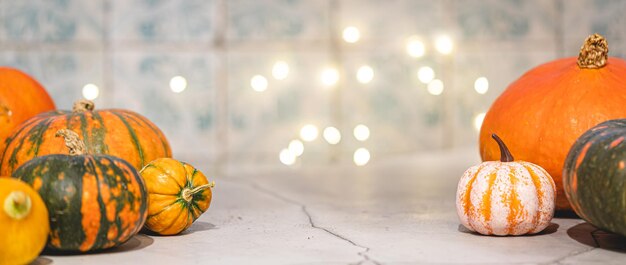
[541,246,596,265]
[300,205,381,265]
[228,177,382,265]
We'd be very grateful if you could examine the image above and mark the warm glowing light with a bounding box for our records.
[474,112,486,131]
[82,83,99,100]
[170,76,187,93]
[353,148,371,166]
[323,127,341,145]
[321,68,340,86]
[279,148,296,165]
[417,66,435,84]
[474,77,489,94]
[406,36,425,58]
[427,79,444,95]
[251,75,268,92]
[272,61,289,80]
[356,65,374,84]
[300,124,319,142]
[353,124,370,141]
[342,26,361,43]
[288,139,304,157]
[435,35,454,55]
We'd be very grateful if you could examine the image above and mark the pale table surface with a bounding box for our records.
[35,149,626,264]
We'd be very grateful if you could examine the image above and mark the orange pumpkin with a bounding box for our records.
[0,67,55,152]
[457,134,556,236]
[0,100,171,176]
[0,178,49,265]
[140,158,214,235]
[479,33,626,210]
[12,129,148,252]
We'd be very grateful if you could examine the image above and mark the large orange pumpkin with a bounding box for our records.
[0,67,55,152]
[479,34,626,210]
[0,100,171,176]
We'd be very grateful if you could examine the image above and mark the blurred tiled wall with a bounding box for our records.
[1,0,625,172]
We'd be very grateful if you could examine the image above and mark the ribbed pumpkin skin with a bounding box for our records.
[0,67,55,152]
[479,57,626,210]
[12,154,148,252]
[456,161,556,235]
[0,107,171,176]
[564,119,626,236]
[140,158,212,235]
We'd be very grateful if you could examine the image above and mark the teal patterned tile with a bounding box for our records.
[338,0,445,41]
[452,50,558,146]
[340,51,445,154]
[563,0,626,57]
[3,0,626,166]
[227,0,330,41]
[0,0,104,42]
[0,51,104,109]
[563,0,626,39]
[227,51,334,164]
[112,51,217,160]
[111,0,214,42]
[454,0,559,41]
[455,0,561,41]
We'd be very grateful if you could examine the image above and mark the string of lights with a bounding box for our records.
[78,26,491,167]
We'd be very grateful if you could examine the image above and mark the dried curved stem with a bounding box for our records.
[55,129,86,155]
[492,133,514,162]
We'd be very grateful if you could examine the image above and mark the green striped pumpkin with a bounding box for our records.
[0,100,171,176]
[564,119,626,236]
[12,129,148,252]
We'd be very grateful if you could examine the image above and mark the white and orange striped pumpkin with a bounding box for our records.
[456,134,556,236]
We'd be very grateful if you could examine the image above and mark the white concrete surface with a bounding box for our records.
[35,149,626,264]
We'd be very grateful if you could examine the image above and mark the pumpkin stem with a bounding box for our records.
[182,182,215,202]
[577,33,608,69]
[492,133,514,162]
[73,100,95,113]
[0,103,12,121]
[55,129,87,156]
[3,191,32,220]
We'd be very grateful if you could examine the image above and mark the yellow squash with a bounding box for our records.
[0,178,49,265]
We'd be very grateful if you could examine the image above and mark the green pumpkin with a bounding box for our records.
[12,129,148,252]
[563,119,626,236]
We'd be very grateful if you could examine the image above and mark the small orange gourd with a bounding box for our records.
[0,178,49,265]
[480,34,626,210]
[140,158,214,235]
[457,134,556,236]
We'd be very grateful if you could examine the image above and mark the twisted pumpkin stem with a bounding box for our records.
[492,133,514,162]
[55,129,87,155]
[577,33,608,69]
[73,100,95,113]
[3,191,32,220]
[182,182,215,202]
